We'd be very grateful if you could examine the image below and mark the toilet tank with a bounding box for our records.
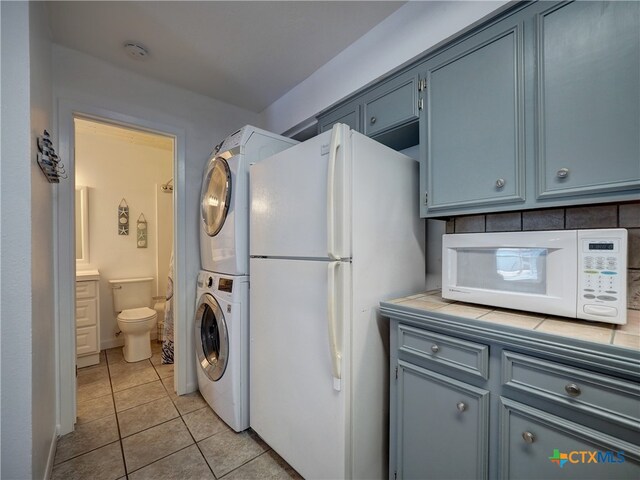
[109,277,154,312]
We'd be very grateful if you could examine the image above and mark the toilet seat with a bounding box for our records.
[118,307,157,323]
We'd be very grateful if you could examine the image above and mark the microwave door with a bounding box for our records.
[442,231,578,318]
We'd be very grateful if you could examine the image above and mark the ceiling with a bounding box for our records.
[48,1,405,113]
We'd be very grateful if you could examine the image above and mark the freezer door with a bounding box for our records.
[250,257,349,479]
[250,124,350,259]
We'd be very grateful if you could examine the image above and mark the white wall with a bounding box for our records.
[75,128,173,349]
[1,1,56,478]
[263,0,508,134]
[53,44,261,392]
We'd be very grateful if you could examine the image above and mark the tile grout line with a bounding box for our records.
[105,349,131,479]
[218,448,273,479]
[177,412,219,479]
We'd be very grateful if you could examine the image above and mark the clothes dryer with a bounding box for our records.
[200,126,296,275]
[194,270,249,431]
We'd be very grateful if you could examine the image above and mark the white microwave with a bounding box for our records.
[442,229,628,325]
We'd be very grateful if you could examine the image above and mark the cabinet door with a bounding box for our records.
[396,361,490,479]
[536,1,640,200]
[500,398,640,480]
[363,70,419,137]
[318,101,361,134]
[424,19,526,214]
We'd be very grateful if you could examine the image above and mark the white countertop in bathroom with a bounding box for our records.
[76,269,100,281]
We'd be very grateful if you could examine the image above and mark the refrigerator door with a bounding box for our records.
[250,257,350,479]
[250,124,350,259]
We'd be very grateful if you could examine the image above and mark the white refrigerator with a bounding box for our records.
[249,123,425,479]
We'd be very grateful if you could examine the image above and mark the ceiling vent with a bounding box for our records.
[124,42,149,60]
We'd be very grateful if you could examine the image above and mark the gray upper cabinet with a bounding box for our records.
[423,18,525,214]
[318,102,361,134]
[535,1,640,200]
[363,70,419,138]
[317,68,421,150]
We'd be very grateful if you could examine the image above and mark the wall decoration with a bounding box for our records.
[36,129,67,183]
[137,213,148,248]
[118,199,129,235]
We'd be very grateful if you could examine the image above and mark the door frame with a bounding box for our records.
[55,99,188,434]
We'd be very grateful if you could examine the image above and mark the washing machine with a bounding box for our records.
[194,270,249,431]
[200,125,297,276]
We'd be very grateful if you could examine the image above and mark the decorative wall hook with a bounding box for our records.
[118,199,129,235]
[36,130,66,183]
[137,213,148,248]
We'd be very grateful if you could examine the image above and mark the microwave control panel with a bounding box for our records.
[577,229,628,324]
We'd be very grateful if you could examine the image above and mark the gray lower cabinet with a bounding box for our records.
[388,317,640,479]
[396,361,489,480]
[500,398,640,480]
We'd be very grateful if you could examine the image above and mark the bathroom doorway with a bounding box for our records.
[73,117,176,413]
[56,100,189,435]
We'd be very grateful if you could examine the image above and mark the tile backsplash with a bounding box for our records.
[444,201,640,310]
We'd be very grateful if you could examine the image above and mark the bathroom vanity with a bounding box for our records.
[381,291,640,480]
[76,270,101,367]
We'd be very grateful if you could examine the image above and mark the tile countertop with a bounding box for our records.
[385,290,640,352]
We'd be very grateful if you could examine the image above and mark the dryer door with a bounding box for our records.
[195,293,229,381]
[201,157,231,237]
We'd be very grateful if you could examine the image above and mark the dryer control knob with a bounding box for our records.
[207,277,213,288]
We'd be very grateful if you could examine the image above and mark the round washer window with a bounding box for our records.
[201,157,231,237]
[195,294,228,381]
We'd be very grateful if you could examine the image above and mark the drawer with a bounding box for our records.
[398,324,489,379]
[76,325,98,356]
[363,73,419,137]
[502,351,640,429]
[76,280,97,299]
[76,298,97,328]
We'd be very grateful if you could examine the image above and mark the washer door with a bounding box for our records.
[195,293,229,381]
[201,157,232,237]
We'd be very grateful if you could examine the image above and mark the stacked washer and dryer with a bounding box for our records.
[195,126,296,431]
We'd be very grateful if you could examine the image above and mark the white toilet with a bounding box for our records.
[109,277,157,362]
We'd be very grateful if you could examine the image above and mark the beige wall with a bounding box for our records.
[75,122,173,349]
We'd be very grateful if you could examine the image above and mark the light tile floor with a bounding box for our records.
[53,343,302,479]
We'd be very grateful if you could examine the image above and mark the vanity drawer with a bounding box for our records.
[76,326,98,356]
[502,351,640,429]
[76,298,97,328]
[398,324,489,379]
[76,280,97,299]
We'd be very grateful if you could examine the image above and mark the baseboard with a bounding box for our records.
[100,337,124,350]
[44,429,58,480]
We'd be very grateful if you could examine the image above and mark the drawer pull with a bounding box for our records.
[495,178,505,188]
[557,167,569,179]
[456,402,467,412]
[522,431,536,444]
[431,344,440,354]
[564,383,582,397]
[370,116,377,125]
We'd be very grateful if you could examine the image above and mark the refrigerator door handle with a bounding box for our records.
[327,125,342,261]
[327,261,342,391]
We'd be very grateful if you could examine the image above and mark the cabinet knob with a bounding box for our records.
[370,116,377,125]
[522,432,536,444]
[456,402,467,412]
[431,344,440,353]
[557,167,570,178]
[564,383,582,397]
[495,178,506,188]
